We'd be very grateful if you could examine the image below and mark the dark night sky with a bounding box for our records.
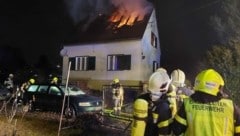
[0,0,74,65]
[155,0,227,80]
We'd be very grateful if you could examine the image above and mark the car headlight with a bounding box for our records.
[79,102,91,106]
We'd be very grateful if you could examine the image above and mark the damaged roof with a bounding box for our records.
[68,10,153,44]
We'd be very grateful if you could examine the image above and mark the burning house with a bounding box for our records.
[60,2,160,90]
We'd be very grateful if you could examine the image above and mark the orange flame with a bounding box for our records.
[109,12,122,23]
[108,0,153,29]
[109,10,144,28]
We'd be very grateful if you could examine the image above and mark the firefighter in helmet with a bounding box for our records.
[4,73,14,93]
[172,69,240,136]
[20,78,35,92]
[170,69,193,109]
[111,78,124,115]
[156,67,179,117]
[132,70,173,136]
[20,78,35,103]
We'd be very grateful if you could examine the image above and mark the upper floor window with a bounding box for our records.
[151,32,157,48]
[107,54,131,71]
[69,56,96,71]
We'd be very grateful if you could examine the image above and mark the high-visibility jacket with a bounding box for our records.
[174,98,240,136]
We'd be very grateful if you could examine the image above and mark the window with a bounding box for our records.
[49,86,61,96]
[69,56,96,71]
[38,85,48,94]
[107,54,131,71]
[153,61,159,72]
[27,85,38,92]
[151,32,157,48]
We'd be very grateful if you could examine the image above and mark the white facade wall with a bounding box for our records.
[62,40,144,81]
[140,9,161,80]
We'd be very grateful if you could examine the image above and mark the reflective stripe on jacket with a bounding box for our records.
[175,98,234,136]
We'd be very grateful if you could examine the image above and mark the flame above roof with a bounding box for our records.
[74,9,153,44]
[109,10,144,28]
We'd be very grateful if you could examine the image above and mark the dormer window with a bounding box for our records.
[151,31,157,48]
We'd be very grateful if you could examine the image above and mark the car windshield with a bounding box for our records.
[59,85,86,95]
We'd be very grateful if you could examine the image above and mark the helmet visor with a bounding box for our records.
[159,82,170,92]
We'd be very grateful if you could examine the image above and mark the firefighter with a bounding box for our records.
[132,70,173,136]
[21,78,35,92]
[111,78,124,115]
[4,73,14,93]
[170,69,193,109]
[20,78,35,104]
[156,67,179,118]
[172,69,240,136]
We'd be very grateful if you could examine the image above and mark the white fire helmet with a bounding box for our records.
[171,69,185,87]
[156,67,167,73]
[9,74,14,78]
[148,71,171,101]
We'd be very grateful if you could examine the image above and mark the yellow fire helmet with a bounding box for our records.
[171,69,185,87]
[194,69,224,96]
[29,78,35,84]
[53,77,58,81]
[113,78,120,84]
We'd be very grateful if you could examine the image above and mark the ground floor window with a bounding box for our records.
[107,54,131,71]
[69,56,96,71]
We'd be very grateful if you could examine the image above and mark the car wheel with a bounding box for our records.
[64,105,76,122]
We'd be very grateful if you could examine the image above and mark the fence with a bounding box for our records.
[102,85,143,114]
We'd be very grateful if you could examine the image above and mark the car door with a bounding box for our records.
[34,85,49,109]
[48,85,64,111]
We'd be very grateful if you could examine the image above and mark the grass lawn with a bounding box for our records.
[0,99,133,136]
[0,113,81,136]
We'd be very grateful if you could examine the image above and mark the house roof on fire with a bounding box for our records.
[66,9,153,45]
